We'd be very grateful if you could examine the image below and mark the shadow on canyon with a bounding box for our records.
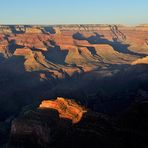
[73,32,146,57]
[0,32,148,123]
[4,25,56,34]
[43,40,69,65]
[44,26,56,34]
[7,40,25,54]
[0,53,148,122]
[10,26,25,34]
[0,52,148,146]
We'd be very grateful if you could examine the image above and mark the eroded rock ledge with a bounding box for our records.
[8,100,148,148]
[39,97,87,123]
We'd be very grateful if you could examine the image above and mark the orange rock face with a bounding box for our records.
[14,48,32,56]
[0,25,148,78]
[131,56,148,65]
[39,97,87,124]
[25,27,43,34]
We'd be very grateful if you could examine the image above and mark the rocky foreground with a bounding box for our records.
[6,98,148,148]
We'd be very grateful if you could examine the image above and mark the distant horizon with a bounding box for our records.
[0,23,147,26]
[0,0,148,25]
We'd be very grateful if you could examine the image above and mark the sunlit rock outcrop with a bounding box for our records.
[25,26,43,33]
[39,97,87,123]
[131,56,148,65]
[0,26,12,34]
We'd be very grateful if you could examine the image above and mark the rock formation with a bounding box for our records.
[39,97,87,123]
[7,100,148,148]
[132,56,148,65]
[25,26,43,34]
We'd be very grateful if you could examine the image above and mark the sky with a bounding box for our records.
[0,0,147,25]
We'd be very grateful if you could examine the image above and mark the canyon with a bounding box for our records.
[0,24,148,147]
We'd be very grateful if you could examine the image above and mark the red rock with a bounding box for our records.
[14,48,32,56]
[39,97,87,124]
[132,56,148,65]
[0,24,147,77]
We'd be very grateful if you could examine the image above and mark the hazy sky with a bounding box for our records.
[0,0,147,25]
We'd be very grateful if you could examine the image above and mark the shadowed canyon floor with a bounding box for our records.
[0,24,148,147]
